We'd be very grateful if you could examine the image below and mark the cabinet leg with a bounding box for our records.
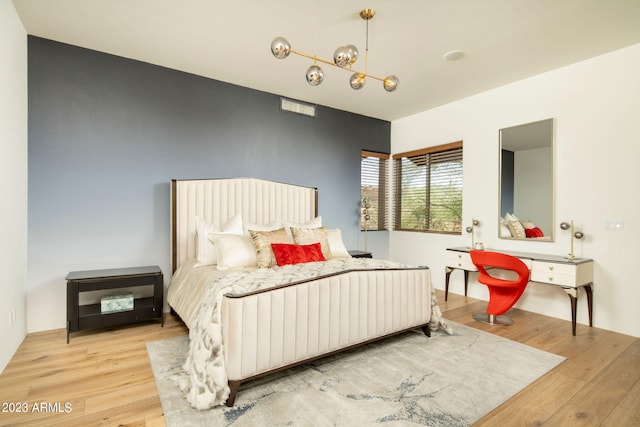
[66,321,70,344]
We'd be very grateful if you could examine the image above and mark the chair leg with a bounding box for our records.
[472,312,514,326]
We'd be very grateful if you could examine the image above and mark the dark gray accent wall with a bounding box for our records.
[27,36,390,328]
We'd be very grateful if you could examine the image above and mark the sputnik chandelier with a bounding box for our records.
[270,8,399,92]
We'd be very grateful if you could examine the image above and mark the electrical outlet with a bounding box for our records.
[10,307,16,326]
[605,219,624,231]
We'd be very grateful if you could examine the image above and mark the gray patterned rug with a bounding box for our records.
[147,322,564,426]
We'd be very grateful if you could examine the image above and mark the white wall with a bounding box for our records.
[0,3,28,372]
[390,43,640,337]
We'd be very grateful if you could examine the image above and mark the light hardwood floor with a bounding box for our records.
[0,290,638,426]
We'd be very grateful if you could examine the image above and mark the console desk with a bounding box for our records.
[445,246,593,335]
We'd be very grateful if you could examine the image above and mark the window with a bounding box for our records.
[393,141,463,233]
[360,150,389,230]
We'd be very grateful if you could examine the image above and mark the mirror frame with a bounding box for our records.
[498,118,555,242]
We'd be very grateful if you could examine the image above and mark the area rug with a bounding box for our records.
[147,322,564,426]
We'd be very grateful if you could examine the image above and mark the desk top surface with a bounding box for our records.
[447,246,593,265]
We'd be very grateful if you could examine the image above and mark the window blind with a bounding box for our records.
[361,150,389,230]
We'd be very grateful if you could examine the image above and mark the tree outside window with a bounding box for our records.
[393,142,463,233]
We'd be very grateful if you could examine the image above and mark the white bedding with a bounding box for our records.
[167,259,244,329]
[171,257,419,409]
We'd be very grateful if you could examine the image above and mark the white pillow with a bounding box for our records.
[195,217,218,267]
[209,233,257,270]
[284,216,322,239]
[194,213,243,267]
[326,228,350,258]
[500,223,512,238]
[222,212,243,234]
[504,212,519,223]
[243,219,283,235]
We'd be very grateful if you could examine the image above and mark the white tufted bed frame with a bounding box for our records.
[170,178,432,406]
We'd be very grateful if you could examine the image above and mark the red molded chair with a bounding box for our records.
[470,250,530,325]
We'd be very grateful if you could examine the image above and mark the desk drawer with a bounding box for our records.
[531,261,576,286]
[446,250,477,271]
[530,270,577,286]
[531,261,576,276]
[531,260,593,287]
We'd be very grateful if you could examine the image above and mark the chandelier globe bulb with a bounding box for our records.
[345,45,359,64]
[333,46,352,67]
[350,73,366,90]
[306,65,324,86]
[383,75,399,92]
[271,37,291,59]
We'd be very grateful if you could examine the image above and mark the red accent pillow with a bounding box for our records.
[525,227,544,238]
[271,243,326,266]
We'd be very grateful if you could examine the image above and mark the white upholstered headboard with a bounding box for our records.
[171,178,318,272]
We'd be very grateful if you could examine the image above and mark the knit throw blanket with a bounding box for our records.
[177,258,450,410]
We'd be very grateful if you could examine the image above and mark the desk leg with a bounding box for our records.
[444,267,470,302]
[563,286,593,336]
[585,284,593,327]
[464,271,469,297]
[445,267,452,301]
[567,292,578,336]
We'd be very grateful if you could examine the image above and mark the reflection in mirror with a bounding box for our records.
[499,118,554,241]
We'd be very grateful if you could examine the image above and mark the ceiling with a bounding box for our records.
[12,0,640,121]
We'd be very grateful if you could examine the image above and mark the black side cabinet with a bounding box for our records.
[348,250,373,259]
[66,266,163,343]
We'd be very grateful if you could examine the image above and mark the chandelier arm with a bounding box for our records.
[289,49,385,82]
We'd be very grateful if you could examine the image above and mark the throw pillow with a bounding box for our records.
[248,228,292,268]
[271,243,326,266]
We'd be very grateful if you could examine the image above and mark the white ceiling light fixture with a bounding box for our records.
[443,50,464,61]
[271,8,399,92]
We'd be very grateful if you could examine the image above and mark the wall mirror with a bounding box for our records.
[499,118,554,241]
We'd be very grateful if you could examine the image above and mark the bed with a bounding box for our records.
[167,178,434,409]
